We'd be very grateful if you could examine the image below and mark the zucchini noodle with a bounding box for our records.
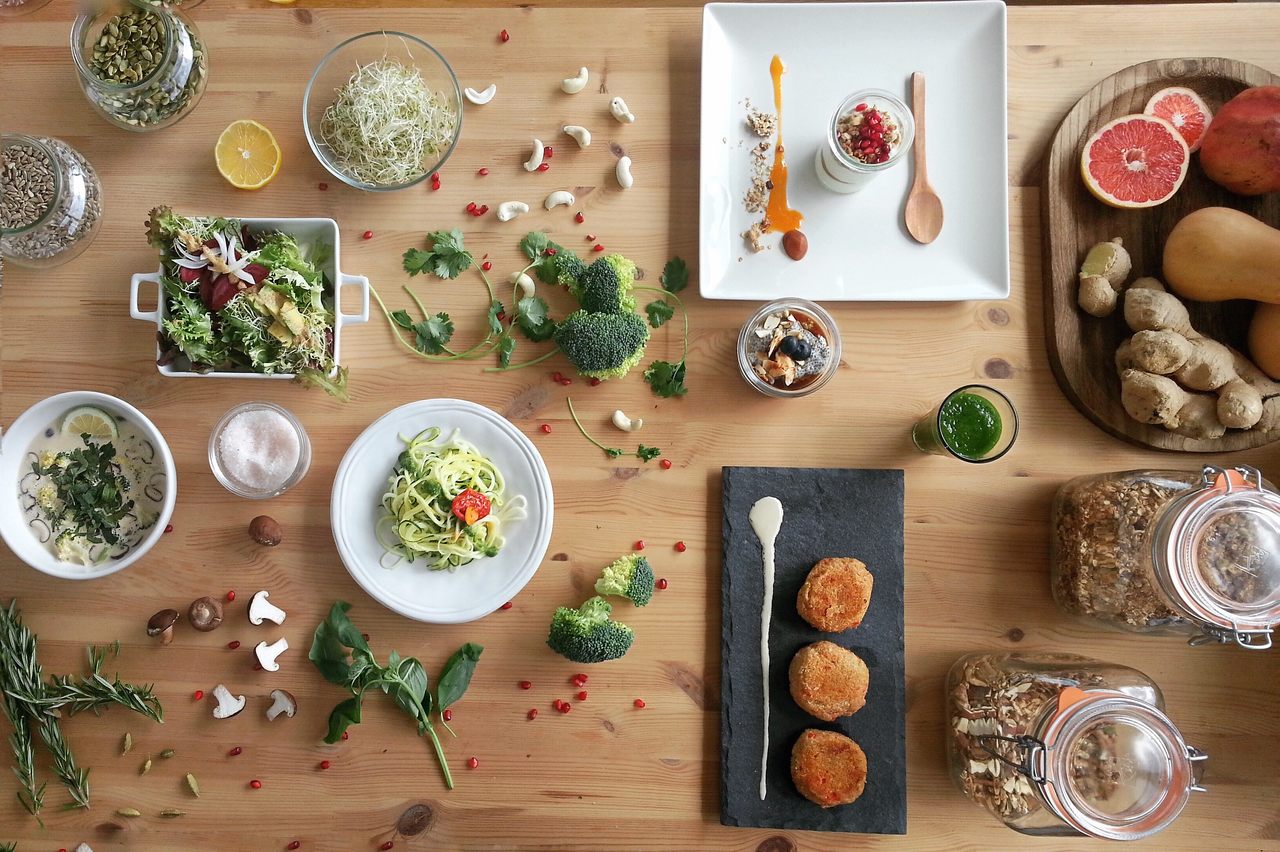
[376,427,526,571]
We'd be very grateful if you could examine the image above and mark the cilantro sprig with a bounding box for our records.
[567,398,660,462]
[639,257,690,398]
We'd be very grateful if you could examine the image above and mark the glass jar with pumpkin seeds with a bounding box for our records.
[71,0,208,132]
[1,134,103,269]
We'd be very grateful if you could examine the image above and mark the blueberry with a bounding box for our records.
[778,335,812,361]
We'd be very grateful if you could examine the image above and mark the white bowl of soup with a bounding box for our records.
[0,391,176,579]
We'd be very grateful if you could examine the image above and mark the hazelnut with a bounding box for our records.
[782,230,809,262]
[146,609,179,645]
[188,596,224,632]
[248,515,282,547]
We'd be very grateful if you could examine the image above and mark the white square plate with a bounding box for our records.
[699,1,1009,301]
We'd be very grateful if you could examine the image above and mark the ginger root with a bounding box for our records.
[1127,330,1192,374]
[1077,237,1132,317]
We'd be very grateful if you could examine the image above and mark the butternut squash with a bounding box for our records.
[1248,301,1280,379]
[1163,207,1280,303]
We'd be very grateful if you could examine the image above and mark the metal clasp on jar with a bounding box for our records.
[974,733,1048,785]
[1199,463,1264,492]
[1188,625,1273,650]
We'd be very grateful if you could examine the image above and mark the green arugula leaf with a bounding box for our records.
[516,296,556,342]
[519,231,550,261]
[436,643,484,710]
[324,696,363,744]
[660,257,689,293]
[644,359,688,398]
[636,444,662,462]
[414,313,455,355]
[498,335,516,368]
[487,300,505,336]
[645,299,675,328]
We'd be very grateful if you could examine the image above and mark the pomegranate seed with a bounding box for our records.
[545,247,558,256]
[537,163,550,172]
[496,311,506,321]
[660,459,673,469]
[577,691,588,701]
[431,181,441,192]
[477,167,489,176]
[253,662,263,671]
[589,377,602,386]
[500,601,514,611]
[585,234,596,241]
[527,708,538,720]
[854,102,867,112]
[467,757,479,769]
[543,145,553,159]
[319,760,331,770]
[227,640,241,650]
[573,673,588,685]
[229,746,242,756]
[193,690,204,700]
[288,843,301,850]
[342,731,349,740]
[574,212,585,224]
[249,779,262,789]
[635,540,645,550]
[481,261,492,271]
[553,699,565,710]
[675,541,687,552]
[540,424,551,434]
[318,182,328,190]
[362,230,373,240]
[226,590,236,602]
[478,205,490,214]
[164,523,174,533]
[466,202,477,212]
[657,578,669,590]
[498,28,509,42]
[362,633,369,641]
[520,680,533,690]
[559,703,572,714]
[552,371,564,382]
[592,244,604,252]
[634,698,646,708]
[558,378,571,386]
[381,843,395,851]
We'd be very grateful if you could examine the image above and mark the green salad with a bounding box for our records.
[144,207,346,397]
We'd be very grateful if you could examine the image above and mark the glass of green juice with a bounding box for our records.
[911,385,1018,463]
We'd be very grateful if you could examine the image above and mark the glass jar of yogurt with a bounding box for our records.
[816,89,914,194]
[737,298,841,398]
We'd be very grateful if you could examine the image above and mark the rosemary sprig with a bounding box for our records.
[1,691,44,818]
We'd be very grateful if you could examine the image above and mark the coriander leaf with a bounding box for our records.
[644,360,688,398]
[605,447,624,459]
[519,231,550,261]
[428,228,466,256]
[324,696,363,743]
[436,643,483,710]
[637,444,661,462]
[532,247,567,285]
[660,257,689,293]
[404,229,473,280]
[645,299,675,328]
[487,300,505,336]
[414,313,455,355]
[390,310,416,330]
[402,248,434,277]
[498,335,516,367]
[516,296,556,342]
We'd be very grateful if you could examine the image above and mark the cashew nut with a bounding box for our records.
[463,84,497,105]
[561,67,589,95]
[612,410,644,432]
[510,271,535,298]
[609,97,636,124]
[524,139,545,172]
[563,125,592,149]
[615,156,634,190]
[544,190,576,210]
[496,201,530,222]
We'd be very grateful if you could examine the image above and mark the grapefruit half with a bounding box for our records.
[1144,86,1213,152]
[1080,114,1190,209]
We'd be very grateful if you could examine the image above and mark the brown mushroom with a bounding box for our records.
[187,596,224,632]
[248,515,283,547]
[146,609,179,645]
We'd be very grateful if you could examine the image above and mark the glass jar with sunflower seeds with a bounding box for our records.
[71,0,208,132]
[1,134,103,268]
[946,652,1207,840]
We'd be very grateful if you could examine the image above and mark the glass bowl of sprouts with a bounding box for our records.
[303,31,462,191]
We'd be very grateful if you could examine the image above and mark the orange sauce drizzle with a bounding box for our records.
[764,54,803,233]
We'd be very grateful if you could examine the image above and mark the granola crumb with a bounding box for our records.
[745,99,778,138]
[743,222,768,253]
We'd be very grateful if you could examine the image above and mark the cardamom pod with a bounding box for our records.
[141,756,152,776]
[122,732,133,754]
[117,807,142,818]
[160,808,185,818]
[185,773,200,797]
[160,748,176,759]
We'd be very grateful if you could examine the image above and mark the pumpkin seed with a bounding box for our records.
[160,808,185,818]
[121,733,132,755]
[140,756,152,776]
[117,807,142,818]
[185,773,200,797]
[160,748,176,759]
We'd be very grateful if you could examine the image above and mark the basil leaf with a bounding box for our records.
[324,696,363,743]
[389,657,429,721]
[436,643,484,710]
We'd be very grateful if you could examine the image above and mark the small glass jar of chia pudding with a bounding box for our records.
[816,89,914,194]
[737,298,841,398]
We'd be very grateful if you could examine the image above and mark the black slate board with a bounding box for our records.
[720,466,906,835]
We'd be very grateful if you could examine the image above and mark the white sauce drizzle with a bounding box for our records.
[749,496,784,801]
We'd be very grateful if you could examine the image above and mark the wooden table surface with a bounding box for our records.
[3,3,1280,850]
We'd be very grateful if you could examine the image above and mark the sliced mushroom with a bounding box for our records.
[247,590,286,626]
[254,638,289,673]
[211,684,246,719]
[266,689,297,721]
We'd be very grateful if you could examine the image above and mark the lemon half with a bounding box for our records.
[216,119,282,190]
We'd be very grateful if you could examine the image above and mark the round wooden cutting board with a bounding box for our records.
[1042,56,1280,453]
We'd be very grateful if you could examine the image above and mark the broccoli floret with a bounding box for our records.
[570,258,637,314]
[547,596,634,663]
[553,310,650,380]
[594,553,655,606]
[554,251,587,288]
[602,254,637,292]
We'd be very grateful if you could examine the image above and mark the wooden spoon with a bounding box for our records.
[905,71,944,244]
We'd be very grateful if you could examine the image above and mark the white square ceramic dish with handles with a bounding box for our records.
[128,217,369,379]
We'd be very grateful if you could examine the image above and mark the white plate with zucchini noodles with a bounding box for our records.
[330,399,553,623]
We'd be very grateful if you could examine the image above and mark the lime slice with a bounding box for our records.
[62,406,120,441]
